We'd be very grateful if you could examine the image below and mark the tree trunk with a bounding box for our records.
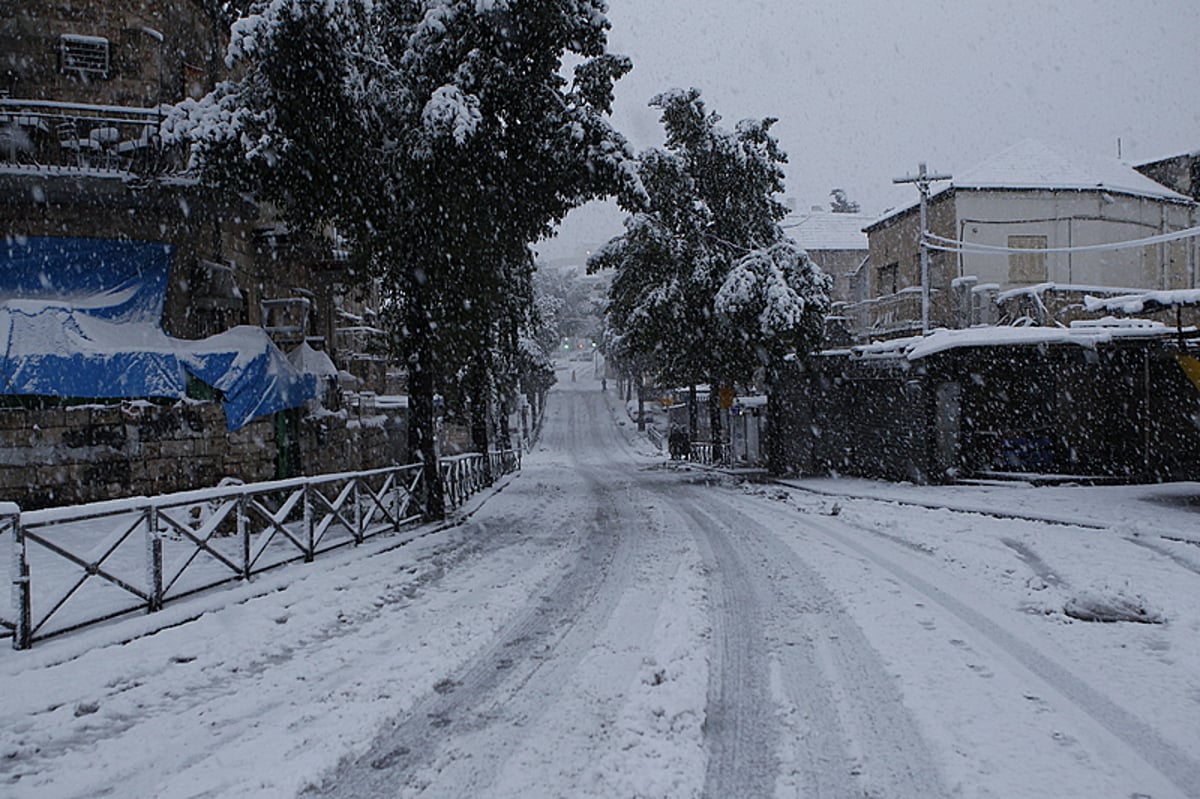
[406,297,444,520]
[636,372,645,431]
[498,395,511,450]
[467,349,492,484]
[688,384,699,446]
[764,364,786,475]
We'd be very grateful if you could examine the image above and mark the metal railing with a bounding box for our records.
[0,98,179,176]
[646,425,665,450]
[439,449,520,509]
[3,451,518,650]
[841,288,931,340]
[690,443,716,464]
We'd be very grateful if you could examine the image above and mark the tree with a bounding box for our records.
[829,187,861,214]
[593,88,830,458]
[168,1,640,518]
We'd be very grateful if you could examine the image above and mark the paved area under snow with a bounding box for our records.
[2,363,1199,798]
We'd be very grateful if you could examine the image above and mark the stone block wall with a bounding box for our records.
[298,409,407,477]
[0,399,408,510]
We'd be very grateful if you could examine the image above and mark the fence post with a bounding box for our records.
[10,508,31,650]
[352,478,363,544]
[239,493,251,580]
[416,465,428,519]
[146,506,163,612]
[391,468,402,531]
[303,483,315,562]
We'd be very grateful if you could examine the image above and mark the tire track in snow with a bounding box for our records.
[797,512,1200,797]
[311,388,668,797]
[309,489,626,797]
[678,488,950,799]
[671,500,777,799]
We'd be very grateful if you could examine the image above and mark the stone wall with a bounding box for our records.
[0,399,408,510]
[298,407,407,477]
[1,0,221,106]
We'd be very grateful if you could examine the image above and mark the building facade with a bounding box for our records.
[0,1,407,508]
[852,141,1200,339]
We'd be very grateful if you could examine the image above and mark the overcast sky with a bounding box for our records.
[536,0,1200,264]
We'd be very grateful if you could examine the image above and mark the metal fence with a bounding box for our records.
[690,443,716,464]
[646,425,665,451]
[0,98,181,176]
[3,452,518,650]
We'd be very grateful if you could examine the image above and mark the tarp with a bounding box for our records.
[0,237,318,430]
[0,237,173,323]
[184,327,320,429]
[0,305,319,430]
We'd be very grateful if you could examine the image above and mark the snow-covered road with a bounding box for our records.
[3,364,1199,798]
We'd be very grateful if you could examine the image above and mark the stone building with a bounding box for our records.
[784,207,871,344]
[1137,150,1200,203]
[850,140,1199,340]
[0,1,406,508]
[785,207,871,304]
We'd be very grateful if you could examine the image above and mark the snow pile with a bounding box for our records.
[1063,590,1165,624]
[287,341,338,377]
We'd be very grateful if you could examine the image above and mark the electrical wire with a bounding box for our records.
[923,225,1200,255]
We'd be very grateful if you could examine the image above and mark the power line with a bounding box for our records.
[925,225,1200,255]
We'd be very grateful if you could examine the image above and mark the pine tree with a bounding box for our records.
[594,88,830,459]
[829,187,861,213]
[168,1,640,517]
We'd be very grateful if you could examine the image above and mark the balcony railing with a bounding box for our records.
[0,98,181,176]
[841,287,931,341]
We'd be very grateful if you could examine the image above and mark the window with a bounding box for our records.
[1008,235,1047,283]
[184,63,207,100]
[59,35,110,79]
[878,261,899,295]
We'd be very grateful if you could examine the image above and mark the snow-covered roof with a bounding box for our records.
[784,210,870,251]
[849,321,1176,361]
[952,140,1190,199]
[869,140,1194,229]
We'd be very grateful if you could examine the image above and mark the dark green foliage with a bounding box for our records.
[594,87,830,394]
[169,1,638,516]
[829,187,861,213]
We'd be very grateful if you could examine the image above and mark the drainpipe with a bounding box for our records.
[140,27,164,134]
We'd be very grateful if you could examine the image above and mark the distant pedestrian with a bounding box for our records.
[601,378,607,392]
[571,370,576,382]
[669,424,689,460]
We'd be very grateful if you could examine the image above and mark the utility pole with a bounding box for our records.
[894,162,952,334]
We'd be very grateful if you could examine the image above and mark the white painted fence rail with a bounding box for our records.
[3,451,518,650]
